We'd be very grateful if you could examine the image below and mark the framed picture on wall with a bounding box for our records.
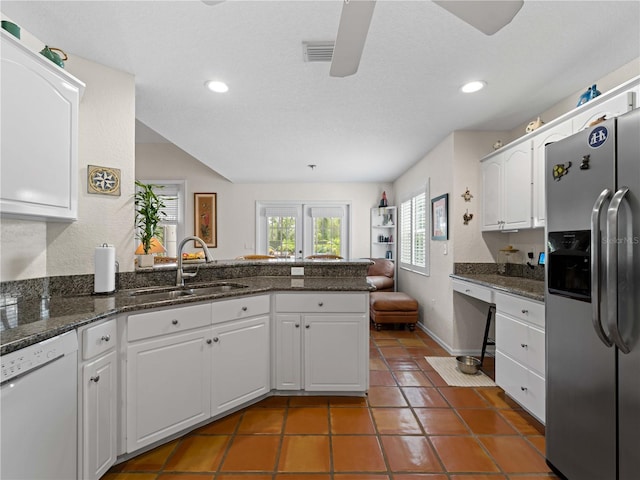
[431,193,448,241]
[194,193,217,248]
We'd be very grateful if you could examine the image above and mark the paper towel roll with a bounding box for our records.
[165,225,177,258]
[94,244,116,293]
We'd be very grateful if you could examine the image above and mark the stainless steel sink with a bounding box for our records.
[126,282,248,300]
[184,282,249,295]
[127,289,195,302]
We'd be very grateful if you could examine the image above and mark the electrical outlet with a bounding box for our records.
[291,267,304,276]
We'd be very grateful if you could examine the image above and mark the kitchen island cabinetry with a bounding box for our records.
[78,319,118,480]
[274,292,369,392]
[481,141,532,231]
[0,30,84,221]
[494,292,546,422]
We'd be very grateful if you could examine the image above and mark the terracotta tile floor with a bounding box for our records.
[105,325,559,480]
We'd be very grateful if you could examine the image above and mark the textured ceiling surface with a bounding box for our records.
[3,1,639,183]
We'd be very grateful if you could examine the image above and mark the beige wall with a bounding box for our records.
[135,143,393,261]
[0,23,136,281]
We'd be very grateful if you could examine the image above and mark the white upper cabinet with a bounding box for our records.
[481,141,532,231]
[532,121,573,228]
[0,30,84,221]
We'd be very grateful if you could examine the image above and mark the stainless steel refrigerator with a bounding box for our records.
[545,107,640,480]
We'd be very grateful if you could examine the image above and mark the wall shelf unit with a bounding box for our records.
[370,206,397,278]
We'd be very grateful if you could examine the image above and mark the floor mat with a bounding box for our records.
[425,356,496,387]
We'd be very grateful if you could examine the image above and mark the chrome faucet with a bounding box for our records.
[176,236,215,286]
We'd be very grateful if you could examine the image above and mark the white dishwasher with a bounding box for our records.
[1,330,78,480]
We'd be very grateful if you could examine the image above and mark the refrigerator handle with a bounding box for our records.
[606,187,631,354]
[591,188,614,347]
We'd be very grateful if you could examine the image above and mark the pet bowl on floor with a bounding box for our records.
[456,355,481,375]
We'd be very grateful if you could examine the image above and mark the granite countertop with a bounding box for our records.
[1,276,373,355]
[450,273,545,302]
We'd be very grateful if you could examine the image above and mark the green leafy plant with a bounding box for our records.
[134,180,166,254]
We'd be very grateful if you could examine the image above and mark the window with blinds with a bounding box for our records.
[136,181,185,256]
[399,186,429,275]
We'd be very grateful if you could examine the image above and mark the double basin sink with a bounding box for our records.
[126,282,249,302]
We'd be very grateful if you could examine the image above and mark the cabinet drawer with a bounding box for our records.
[83,319,117,360]
[276,293,367,313]
[495,313,528,366]
[211,295,270,324]
[495,352,545,423]
[128,303,212,342]
[452,279,493,303]
[495,292,544,327]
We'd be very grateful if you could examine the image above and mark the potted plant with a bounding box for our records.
[134,180,166,267]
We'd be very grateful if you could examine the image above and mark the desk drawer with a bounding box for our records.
[495,292,544,327]
[452,279,494,303]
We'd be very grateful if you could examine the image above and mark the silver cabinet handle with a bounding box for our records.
[305,325,310,329]
[295,323,300,328]
[101,334,110,342]
[465,289,471,293]
[90,375,100,383]
[213,337,219,342]
[318,302,324,307]
[206,339,212,344]
[606,187,631,354]
[520,386,527,391]
[242,306,248,311]
[520,343,528,348]
[172,319,178,325]
[591,188,614,347]
[521,309,528,314]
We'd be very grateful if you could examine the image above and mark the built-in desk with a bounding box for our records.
[451,274,546,424]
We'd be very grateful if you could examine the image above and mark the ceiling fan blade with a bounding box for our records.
[330,0,376,78]
[201,0,224,5]
[434,0,523,35]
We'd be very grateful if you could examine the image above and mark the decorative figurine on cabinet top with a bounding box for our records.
[576,84,601,107]
[379,191,388,207]
[526,116,544,133]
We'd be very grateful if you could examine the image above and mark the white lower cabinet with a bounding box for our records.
[494,292,546,423]
[274,292,369,392]
[125,296,271,453]
[126,327,212,452]
[211,315,270,415]
[78,319,118,480]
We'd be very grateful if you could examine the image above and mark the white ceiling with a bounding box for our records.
[3,1,639,183]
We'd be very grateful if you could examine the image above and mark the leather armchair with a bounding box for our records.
[366,258,395,292]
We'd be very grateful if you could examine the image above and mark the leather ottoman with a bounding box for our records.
[370,292,419,331]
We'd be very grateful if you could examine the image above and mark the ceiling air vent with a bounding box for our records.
[303,42,335,62]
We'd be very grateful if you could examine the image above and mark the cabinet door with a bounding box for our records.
[274,314,302,390]
[481,156,503,231]
[127,329,211,452]
[532,121,572,227]
[502,143,532,229]
[81,351,117,480]
[211,315,270,415]
[1,32,81,220]
[303,314,368,391]
[572,89,635,132]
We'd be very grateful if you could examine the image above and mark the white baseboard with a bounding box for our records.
[416,322,493,357]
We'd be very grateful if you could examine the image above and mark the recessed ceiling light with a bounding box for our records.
[205,80,229,93]
[461,81,486,93]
